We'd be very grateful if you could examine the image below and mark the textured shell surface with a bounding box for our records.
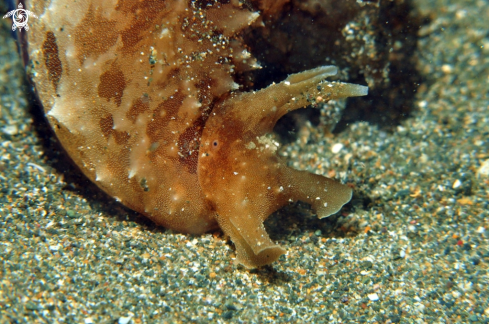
[23,0,368,268]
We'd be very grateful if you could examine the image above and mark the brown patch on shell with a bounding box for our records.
[41,31,62,92]
[178,115,208,174]
[73,6,118,64]
[99,114,131,145]
[99,114,114,139]
[127,97,150,123]
[97,62,126,107]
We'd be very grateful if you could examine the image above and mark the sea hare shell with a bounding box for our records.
[23,0,368,268]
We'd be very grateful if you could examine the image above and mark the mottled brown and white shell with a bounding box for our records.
[22,0,367,268]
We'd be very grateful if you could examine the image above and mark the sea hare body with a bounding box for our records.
[23,0,367,268]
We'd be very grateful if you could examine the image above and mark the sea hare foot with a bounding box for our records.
[198,66,367,268]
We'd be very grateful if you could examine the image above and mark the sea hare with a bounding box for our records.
[22,0,367,268]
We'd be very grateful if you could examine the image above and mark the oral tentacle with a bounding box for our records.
[214,66,368,134]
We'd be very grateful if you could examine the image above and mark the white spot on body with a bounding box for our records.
[128,169,137,179]
[160,28,170,39]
